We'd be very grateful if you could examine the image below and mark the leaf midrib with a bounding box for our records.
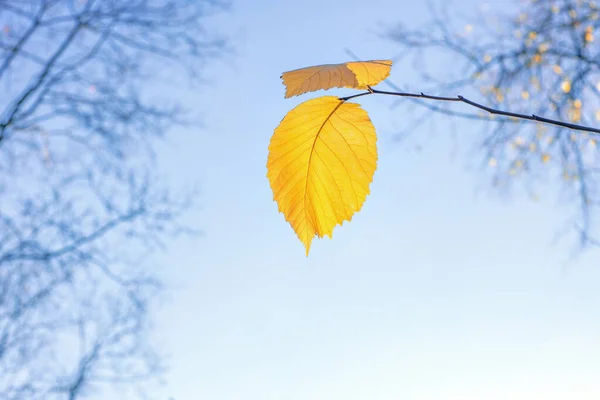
[303,99,345,240]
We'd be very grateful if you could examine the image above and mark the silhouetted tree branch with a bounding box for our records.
[341,86,600,134]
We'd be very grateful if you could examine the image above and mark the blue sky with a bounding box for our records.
[150,1,600,399]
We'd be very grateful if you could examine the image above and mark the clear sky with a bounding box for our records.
[150,1,600,399]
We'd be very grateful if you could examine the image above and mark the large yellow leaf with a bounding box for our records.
[280,60,393,98]
[267,96,378,255]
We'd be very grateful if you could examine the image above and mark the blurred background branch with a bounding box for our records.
[379,0,600,251]
[0,0,228,398]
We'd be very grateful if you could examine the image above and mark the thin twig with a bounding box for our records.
[339,87,600,135]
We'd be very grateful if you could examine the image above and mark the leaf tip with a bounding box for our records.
[303,238,312,257]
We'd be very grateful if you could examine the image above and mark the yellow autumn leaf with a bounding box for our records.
[345,60,393,88]
[267,96,377,255]
[552,65,563,74]
[280,60,392,98]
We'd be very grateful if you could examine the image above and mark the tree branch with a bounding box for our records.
[339,87,600,135]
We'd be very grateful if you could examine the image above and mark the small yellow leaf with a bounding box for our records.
[345,60,393,89]
[541,153,550,163]
[553,65,563,74]
[267,96,377,255]
[561,79,571,93]
[281,63,356,98]
[281,60,393,98]
[570,108,581,122]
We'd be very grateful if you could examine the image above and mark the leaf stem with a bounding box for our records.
[338,91,373,101]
